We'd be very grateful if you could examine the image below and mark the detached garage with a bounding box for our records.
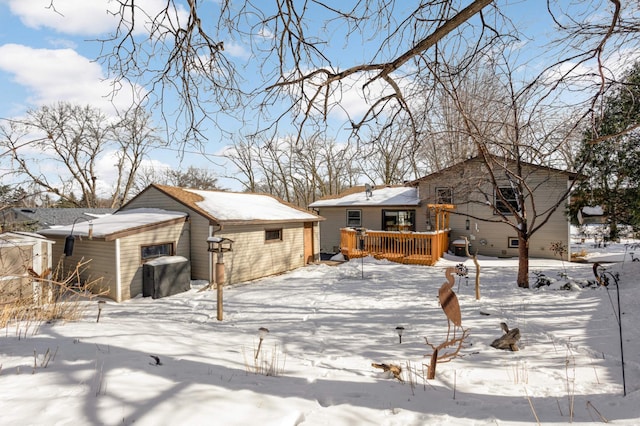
[121,184,323,286]
[40,208,189,302]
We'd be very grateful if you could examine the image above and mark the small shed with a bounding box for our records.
[0,232,54,303]
[39,208,189,302]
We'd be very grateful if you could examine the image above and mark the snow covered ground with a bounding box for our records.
[1,237,639,425]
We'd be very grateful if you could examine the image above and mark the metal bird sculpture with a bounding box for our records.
[439,267,462,339]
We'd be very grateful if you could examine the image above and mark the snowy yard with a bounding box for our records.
[1,239,639,425]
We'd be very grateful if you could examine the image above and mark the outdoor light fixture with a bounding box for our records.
[96,300,106,323]
[255,327,270,360]
[64,217,90,256]
[396,326,405,344]
[63,234,75,257]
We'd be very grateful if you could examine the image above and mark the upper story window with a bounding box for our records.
[141,242,174,261]
[265,228,283,242]
[436,187,453,204]
[495,187,520,214]
[346,209,362,227]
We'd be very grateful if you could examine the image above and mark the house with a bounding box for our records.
[120,184,323,288]
[39,208,189,302]
[0,232,54,303]
[1,207,116,232]
[308,186,421,254]
[310,156,575,261]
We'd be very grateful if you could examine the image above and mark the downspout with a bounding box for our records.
[115,238,122,302]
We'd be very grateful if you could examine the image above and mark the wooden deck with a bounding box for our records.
[340,228,450,266]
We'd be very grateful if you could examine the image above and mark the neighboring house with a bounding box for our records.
[0,232,54,303]
[39,208,189,302]
[311,156,575,260]
[577,206,606,225]
[1,207,116,232]
[309,186,421,253]
[120,184,323,288]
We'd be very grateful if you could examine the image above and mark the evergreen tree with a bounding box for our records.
[572,62,640,239]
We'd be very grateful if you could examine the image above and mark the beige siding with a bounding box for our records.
[122,187,213,279]
[116,221,190,301]
[48,236,117,298]
[217,223,307,284]
[316,206,414,253]
[125,186,320,282]
[416,161,570,260]
[46,220,189,302]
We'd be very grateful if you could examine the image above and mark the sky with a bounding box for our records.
[0,1,628,195]
[0,0,239,190]
[1,228,639,424]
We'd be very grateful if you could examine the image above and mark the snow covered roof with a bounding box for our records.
[39,208,187,240]
[309,186,420,208]
[0,231,54,246]
[582,206,604,216]
[147,185,321,224]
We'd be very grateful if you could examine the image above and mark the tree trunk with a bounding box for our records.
[517,235,529,288]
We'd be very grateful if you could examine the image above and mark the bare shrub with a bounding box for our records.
[1,258,106,336]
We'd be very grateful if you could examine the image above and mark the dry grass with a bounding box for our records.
[571,249,589,262]
[243,343,286,376]
[1,258,106,337]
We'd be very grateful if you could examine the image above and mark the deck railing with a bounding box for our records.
[340,228,450,266]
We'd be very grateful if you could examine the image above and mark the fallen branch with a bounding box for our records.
[371,362,403,382]
[491,322,521,351]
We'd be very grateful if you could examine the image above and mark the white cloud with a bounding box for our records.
[0,44,141,113]
[222,41,251,60]
[6,0,119,35]
[6,0,189,37]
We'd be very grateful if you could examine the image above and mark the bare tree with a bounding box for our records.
[110,106,166,207]
[94,1,638,153]
[0,103,162,207]
[432,53,583,288]
[224,133,360,206]
[96,0,505,148]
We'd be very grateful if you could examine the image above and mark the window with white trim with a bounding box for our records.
[436,187,453,204]
[346,209,362,227]
[495,187,520,214]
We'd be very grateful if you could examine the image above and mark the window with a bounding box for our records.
[265,228,283,242]
[141,242,174,260]
[436,187,453,204]
[508,237,519,248]
[382,210,416,232]
[346,209,362,227]
[495,187,520,214]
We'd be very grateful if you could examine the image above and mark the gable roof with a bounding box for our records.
[130,184,322,225]
[39,208,187,241]
[407,155,577,185]
[309,186,420,208]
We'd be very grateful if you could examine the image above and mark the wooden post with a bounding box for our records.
[216,260,224,321]
[427,349,438,379]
